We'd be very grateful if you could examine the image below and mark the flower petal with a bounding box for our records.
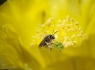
[0,24,24,69]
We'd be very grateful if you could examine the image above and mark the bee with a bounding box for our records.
[39,31,58,48]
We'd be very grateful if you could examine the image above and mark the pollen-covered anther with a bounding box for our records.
[40,24,45,28]
[82,34,87,39]
[77,34,81,38]
[77,31,83,37]
[46,18,53,25]
[66,24,72,28]
[74,28,77,31]
[65,19,69,23]
[80,31,83,34]
[63,41,73,48]
[75,22,79,25]
[73,40,77,44]
[36,30,40,33]
[71,35,75,38]
[70,18,74,22]
[63,20,66,23]
[40,19,53,28]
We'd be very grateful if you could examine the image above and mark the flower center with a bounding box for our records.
[31,16,86,51]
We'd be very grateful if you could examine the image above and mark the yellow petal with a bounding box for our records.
[0,0,48,47]
[0,24,24,68]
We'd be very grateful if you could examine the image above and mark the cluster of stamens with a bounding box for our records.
[31,15,86,50]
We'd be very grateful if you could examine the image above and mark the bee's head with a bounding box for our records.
[50,35,55,39]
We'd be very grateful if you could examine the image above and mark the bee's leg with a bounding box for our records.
[45,42,53,50]
[45,42,49,47]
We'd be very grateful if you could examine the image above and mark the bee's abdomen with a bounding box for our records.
[39,41,46,47]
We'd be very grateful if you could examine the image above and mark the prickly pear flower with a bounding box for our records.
[0,0,95,70]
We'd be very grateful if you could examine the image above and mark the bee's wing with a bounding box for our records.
[39,39,46,47]
[39,35,49,47]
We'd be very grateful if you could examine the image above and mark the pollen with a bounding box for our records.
[31,16,86,50]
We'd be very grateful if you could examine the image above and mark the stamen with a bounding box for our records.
[75,22,79,25]
[31,16,86,51]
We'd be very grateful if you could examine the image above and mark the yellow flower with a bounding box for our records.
[0,0,95,70]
